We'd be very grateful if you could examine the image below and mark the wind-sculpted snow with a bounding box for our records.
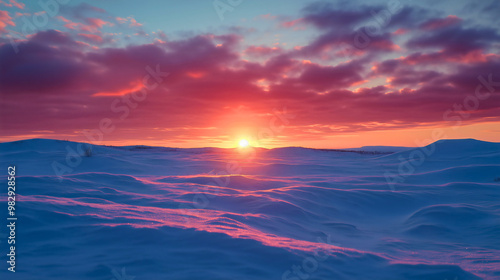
[0,139,499,279]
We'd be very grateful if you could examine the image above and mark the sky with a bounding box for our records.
[0,0,499,148]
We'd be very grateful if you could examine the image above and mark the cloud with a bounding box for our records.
[56,16,113,33]
[420,15,462,30]
[78,33,104,43]
[2,23,500,139]
[0,0,25,9]
[295,60,365,91]
[281,18,305,29]
[286,1,420,59]
[0,10,14,34]
[116,16,142,27]
[244,45,282,57]
[407,25,500,55]
[61,3,106,20]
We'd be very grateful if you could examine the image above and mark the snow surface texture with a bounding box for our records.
[0,138,499,280]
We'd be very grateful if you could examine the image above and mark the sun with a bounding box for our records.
[239,139,249,148]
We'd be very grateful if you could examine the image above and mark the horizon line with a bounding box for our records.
[0,137,497,150]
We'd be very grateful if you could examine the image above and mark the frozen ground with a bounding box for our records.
[0,138,499,279]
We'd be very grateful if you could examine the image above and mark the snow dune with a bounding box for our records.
[0,138,499,279]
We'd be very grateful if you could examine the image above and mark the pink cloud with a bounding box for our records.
[371,40,400,51]
[10,0,24,9]
[116,16,142,27]
[259,13,278,20]
[0,10,14,33]
[78,33,104,43]
[420,15,462,30]
[393,28,408,35]
[0,0,24,9]
[14,12,30,17]
[281,18,305,29]
[57,16,113,33]
[86,18,114,29]
[244,45,282,57]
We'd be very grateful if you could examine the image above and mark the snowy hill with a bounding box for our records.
[0,138,499,279]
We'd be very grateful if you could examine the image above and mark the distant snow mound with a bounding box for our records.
[348,146,411,153]
[265,146,393,157]
[0,138,74,152]
[381,138,500,159]
[429,138,500,156]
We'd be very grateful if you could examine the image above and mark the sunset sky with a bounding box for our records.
[0,0,499,148]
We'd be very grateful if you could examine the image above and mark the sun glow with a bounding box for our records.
[239,139,249,147]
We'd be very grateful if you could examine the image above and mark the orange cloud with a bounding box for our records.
[93,80,144,97]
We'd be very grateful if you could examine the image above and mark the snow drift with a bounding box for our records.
[0,138,499,279]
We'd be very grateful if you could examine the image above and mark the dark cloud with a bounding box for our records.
[407,25,500,56]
